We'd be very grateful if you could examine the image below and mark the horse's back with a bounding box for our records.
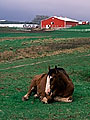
[32,73,46,82]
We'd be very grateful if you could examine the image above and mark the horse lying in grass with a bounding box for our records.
[22,66,74,103]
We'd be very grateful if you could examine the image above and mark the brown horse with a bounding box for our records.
[22,66,74,103]
[45,66,74,102]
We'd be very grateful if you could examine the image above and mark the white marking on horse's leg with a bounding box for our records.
[22,87,35,101]
[31,87,34,91]
[22,94,29,101]
[45,75,52,95]
[54,96,73,103]
[41,97,48,103]
[24,87,34,98]
[24,94,29,99]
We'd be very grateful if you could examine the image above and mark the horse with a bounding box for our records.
[45,66,74,102]
[22,66,74,103]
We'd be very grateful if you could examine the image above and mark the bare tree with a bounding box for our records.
[32,15,49,25]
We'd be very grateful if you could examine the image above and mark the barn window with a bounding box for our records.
[51,22,54,24]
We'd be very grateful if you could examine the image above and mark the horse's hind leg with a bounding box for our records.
[54,96,73,103]
[22,80,36,101]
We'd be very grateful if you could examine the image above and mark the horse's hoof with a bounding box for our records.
[41,97,48,104]
[68,96,73,102]
[22,96,28,101]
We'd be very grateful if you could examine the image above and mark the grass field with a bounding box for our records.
[0,26,90,120]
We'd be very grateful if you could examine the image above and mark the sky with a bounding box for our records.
[0,0,90,22]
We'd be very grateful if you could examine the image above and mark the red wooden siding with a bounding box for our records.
[66,21,78,27]
[41,17,65,29]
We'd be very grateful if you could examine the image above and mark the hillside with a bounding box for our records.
[0,27,90,120]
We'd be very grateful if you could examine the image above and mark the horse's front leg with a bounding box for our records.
[40,94,53,104]
[22,79,36,101]
[22,86,35,101]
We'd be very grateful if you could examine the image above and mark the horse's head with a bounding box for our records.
[45,66,58,95]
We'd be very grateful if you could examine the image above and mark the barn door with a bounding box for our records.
[46,25,50,29]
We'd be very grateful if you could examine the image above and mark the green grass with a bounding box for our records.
[0,27,90,38]
[0,27,90,120]
[69,25,90,29]
[0,30,90,53]
[0,52,90,120]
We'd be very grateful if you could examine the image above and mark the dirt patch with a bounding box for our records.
[49,38,90,50]
[0,38,90,62]
[26,37,90,48]
[0,45,90,63]
[0,50,15,62]
[28,38,66,44]
[16,45,49,59]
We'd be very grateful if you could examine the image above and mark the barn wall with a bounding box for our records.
[66,21,78,27]
[41,17,65,29]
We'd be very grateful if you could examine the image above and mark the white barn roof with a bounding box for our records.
[53,16,79,22]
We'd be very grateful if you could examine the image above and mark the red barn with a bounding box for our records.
[41,16,79,29]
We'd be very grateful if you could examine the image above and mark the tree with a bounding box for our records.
[32,15,49,25]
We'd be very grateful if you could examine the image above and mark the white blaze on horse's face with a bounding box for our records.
[45,75,52,95]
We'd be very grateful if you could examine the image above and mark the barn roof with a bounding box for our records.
[53,16,79,22]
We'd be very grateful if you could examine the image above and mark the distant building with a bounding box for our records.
[78,21,89,25]
[0,20,38,28]
[0,20,6,22]
[41,16,79,29]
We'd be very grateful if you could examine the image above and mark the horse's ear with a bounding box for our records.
[55,65,57,69]
[48,66,50,70]
[55,65,58,73]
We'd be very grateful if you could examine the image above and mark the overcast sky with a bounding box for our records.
[0,0,90,21]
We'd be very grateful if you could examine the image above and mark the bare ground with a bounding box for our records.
[0,38,90,62]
